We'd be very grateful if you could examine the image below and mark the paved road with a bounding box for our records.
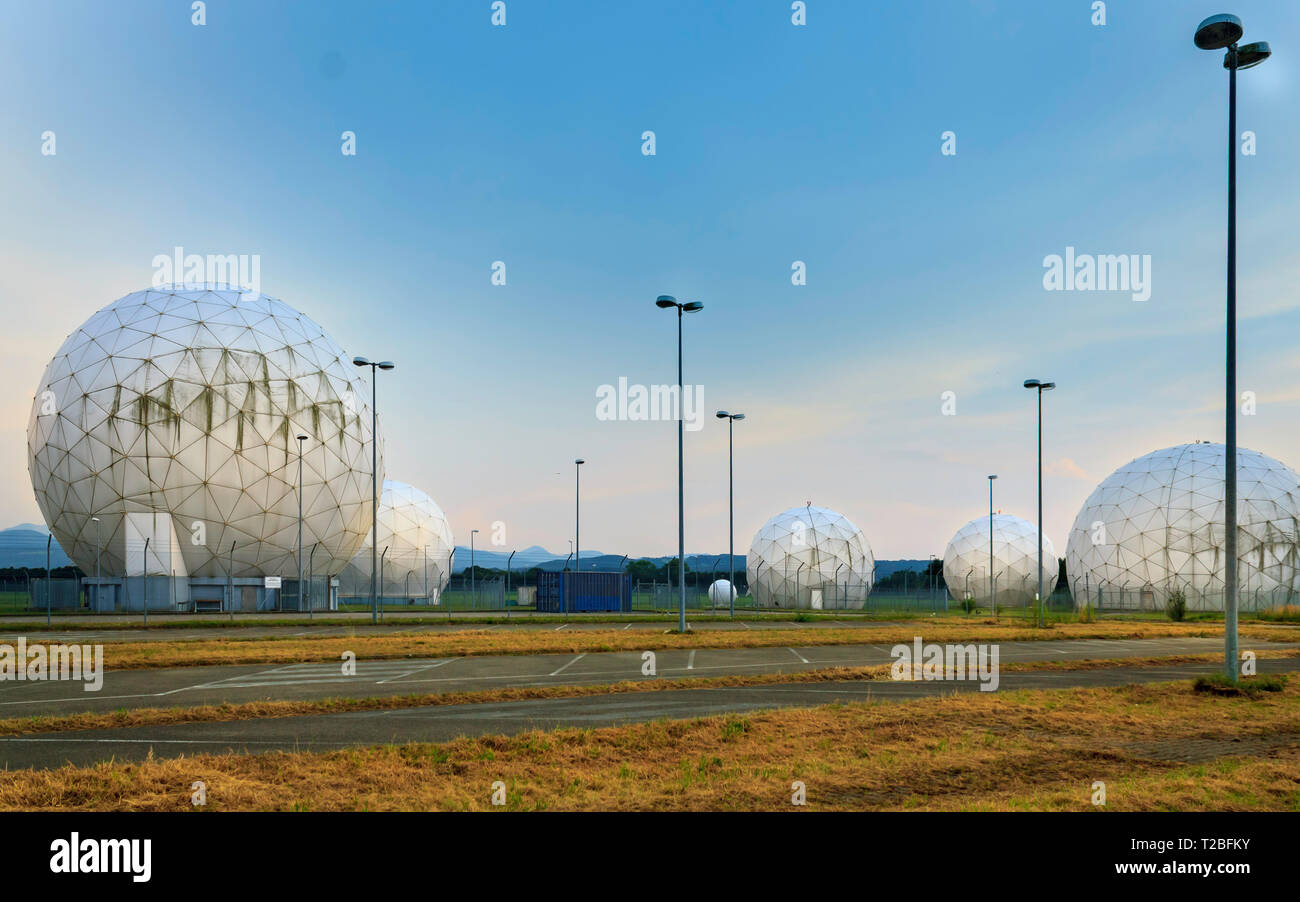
[0,636,1283,720]
[2,655,1297,770]
[0,618,910,643]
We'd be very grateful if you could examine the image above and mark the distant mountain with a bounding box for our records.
[0,526,73,569]
[451,545,576,573]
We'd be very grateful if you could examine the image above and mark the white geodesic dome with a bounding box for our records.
[25,286,381,580]
[1065,442,1300,612]
[942,513,1057,607]
[342,479,454,600]
[745,505,874,609]
[707,579,735,607]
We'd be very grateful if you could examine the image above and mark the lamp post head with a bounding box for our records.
[716,410,729,418]
[656,296,677,308]
[989,475,997,481]
[732,413,745,420]
[297,434,308,442]
[1023,379,1041,389]
[1232,41,1271,68]
[682,301,704,312]
[91,516,100,522]
[575,458,585,465]
[1041,382,1056,391]
[352,356,370,367]
[377,361,395,370]
[1195,13,1243,50]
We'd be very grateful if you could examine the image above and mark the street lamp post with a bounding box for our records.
[575,458,585,578]
[657,295,704,633]
[1023,380,1055,627]
[988,475,997,620]
[308,542,318,622]
[1194,12,1270,682]
[296,433,307,614]
[470,529,479,607]
[228,540,236,620]
[91,516,101,610]
[716,411,745,619]
[352,356,394,625]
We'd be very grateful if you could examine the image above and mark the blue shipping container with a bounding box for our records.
[536,571,631,613]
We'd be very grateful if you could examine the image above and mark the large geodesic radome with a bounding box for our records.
[26,286,382,582]
[341,479,454,601]
[745,505,874,609]
[942,513,1057,607]
[1065,442,1300,612]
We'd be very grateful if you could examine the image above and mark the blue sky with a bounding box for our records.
[3,0,1299,559]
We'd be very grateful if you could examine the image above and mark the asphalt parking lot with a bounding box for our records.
[1,635,1296,769]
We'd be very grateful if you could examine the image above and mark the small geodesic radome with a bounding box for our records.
[341,480,454,601]
[745,504,873,609]
[942,513,1057,607]
[1065,442,1300,612]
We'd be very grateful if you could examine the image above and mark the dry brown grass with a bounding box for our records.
[2,667,1299,811]
[63,619,1299,670]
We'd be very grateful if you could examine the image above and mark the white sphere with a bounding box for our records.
[1065,442,1300,611]
[344,479,454,598]
[26,286,381,578]
[707,579,736,606]
[745,505,874,609]
[943,513,1057,606]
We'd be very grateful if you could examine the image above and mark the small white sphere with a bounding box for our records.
[707,579,736,606]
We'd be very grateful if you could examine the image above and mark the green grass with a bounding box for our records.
[1193,672,1289,697]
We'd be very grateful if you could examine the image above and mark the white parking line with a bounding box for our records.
[554,624,568,632]
[377,658,458,684]
[687,650,696,670]
[788,647,810,664]
[549,654,586,676]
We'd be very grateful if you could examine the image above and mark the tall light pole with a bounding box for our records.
[353,356,394,625]
[91,516,101,610]
[657,295,704,633]
[987,475,997,619]
[575,459,585,577]
[1023,379,1055,627]
[228,540,236,621]
[308,542,318,622]
[470,528,479,606]
[1195,13,1270,682]
[716,411,745,619]
[296,433,308,614]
